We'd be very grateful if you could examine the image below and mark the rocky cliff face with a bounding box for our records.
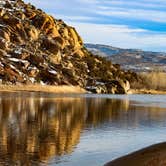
[0,0,138,93]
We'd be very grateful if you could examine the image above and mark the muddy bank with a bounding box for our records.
[104,142,166,166]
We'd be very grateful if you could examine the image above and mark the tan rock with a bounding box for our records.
[0,39,8,50]
[49,51,62,64]
[0,30,10,42]
[0,49,7,57]
[49,27,60,38]
[24,10,36,19]
[28,67,39,77]
[54,36,65,49]
[68,27,83,48]
[0,9,5,17]
[41,37,60,54]
[28,26,39,41]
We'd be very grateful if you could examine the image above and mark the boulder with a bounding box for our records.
[0,39,8,50]
[119,80,130,93]
[0,9,5,17]
[27,26,39,41]
[50,27,60,37]
[106,80,126,94]
[49,51,62,64]
[41,37,60,54]
[28,66,39,77]
[4,1,12,9]
[2,13,20,25]
[86,85,107,94]
[0,30,11,42]
[54,36,65,49]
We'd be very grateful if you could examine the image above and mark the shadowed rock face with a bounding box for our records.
[0,0,138,93]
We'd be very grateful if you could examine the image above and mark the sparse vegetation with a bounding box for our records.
[131,71,166,91]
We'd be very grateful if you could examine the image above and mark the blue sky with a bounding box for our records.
[24,0,166,51]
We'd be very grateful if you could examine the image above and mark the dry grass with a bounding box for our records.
[0,84,86,93]
[131,71,166,91]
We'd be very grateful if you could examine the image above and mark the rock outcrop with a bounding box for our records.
[0,0,139,93]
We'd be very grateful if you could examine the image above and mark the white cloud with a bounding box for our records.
[23,0,166,51]
[24,0,166,23]
[76,0,98,4]
[68,22,166,51]
[53,14,94,22]
[98,0,166,8]
[95,7,166,23]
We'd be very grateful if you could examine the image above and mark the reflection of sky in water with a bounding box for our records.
[82,94,166,108]
[0,92,166,166]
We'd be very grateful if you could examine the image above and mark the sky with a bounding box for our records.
[24,0,166,52]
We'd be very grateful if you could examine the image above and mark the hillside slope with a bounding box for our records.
[0,0,138,94]
[86,44,166,72]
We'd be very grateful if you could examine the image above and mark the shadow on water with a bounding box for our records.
[0,92,165,165]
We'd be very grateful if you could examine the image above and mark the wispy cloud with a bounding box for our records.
[95,7,166,23]
[53,14,94,22]
[69,22,166,51]
[25,0,166,25]
[24,0,166,51]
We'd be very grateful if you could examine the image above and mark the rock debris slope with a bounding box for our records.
[0,0,138,93]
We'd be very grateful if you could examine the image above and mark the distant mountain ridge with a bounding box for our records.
[85,44,166,71]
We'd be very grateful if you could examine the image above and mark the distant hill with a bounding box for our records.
[85,44,166,72]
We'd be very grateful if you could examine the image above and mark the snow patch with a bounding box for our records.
[48,70,57,75]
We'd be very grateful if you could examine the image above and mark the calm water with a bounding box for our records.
[0,92,166,166]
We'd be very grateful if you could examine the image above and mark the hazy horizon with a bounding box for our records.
[24,0,166,52]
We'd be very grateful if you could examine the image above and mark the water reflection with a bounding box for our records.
[0,92,165,165]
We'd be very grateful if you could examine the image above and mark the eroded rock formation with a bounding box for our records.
[0,0,139,93]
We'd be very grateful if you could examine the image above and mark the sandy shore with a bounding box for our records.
[104,142,166,166]
[0,85,86,93]
[0,85,165,95]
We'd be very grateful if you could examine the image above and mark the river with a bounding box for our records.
[0,92,166,166]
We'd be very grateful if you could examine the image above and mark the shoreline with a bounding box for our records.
[104,142,166,166]
[0,85,165,94]
[0,85,86,93]
[129,89,166,95]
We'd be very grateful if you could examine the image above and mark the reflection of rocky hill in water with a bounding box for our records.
[85,98,129,126]
[0,94,85,165]
[0,93,166,165]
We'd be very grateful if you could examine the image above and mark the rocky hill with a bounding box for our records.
[86,44,166,72]
[0,0,138,94]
